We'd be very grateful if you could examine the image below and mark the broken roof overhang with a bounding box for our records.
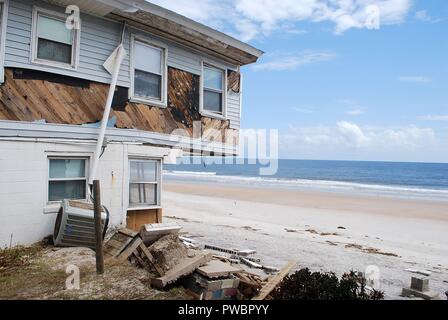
[45,0,264,66]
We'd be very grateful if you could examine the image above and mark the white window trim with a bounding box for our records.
[0,0,9,83]
[129,34,168,108]
[47,156,89,205]
[30,6,81,70]
[200,60,227,120]
[127,158,162,210]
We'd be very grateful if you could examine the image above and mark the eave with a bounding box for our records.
[45,0,264,66]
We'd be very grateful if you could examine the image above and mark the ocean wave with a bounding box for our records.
[164,170,217,176]
[163,170,448,198]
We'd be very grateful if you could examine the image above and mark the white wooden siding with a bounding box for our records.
[3,0,242,128]
[5,0,131,86]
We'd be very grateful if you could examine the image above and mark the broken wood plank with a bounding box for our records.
[252,260,298,301]
[196,260,242,279]
[117,237,143,262]
[103,231,135,259]
[118,228,138,238]
[138,243,164,276]
[106,239,126,250]
[151,252,213,289]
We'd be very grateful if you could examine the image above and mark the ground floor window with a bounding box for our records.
[48,158,87,202]
[129,159,161,207]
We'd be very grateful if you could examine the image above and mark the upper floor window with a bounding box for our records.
[31,7,80,69]
[131,37,167,107]
[201,63,226,117]
[48,158,88,202]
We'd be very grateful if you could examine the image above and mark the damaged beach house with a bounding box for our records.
[0,0,263,248]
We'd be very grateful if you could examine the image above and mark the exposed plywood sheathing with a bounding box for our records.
[126,209,162,232]
[227,70,241,93]
[0,68,236,143]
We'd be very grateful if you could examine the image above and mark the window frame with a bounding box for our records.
[30,6,81,70]
[200,60,227,120]
[130,35,168,108]
[128,158,162,210]
[0,0,9,83]
[47,157,89,204]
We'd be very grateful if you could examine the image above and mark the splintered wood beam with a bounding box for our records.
[252,260,298,300]
[118,228,138,238]
[138,243,164,277]
[117,237,143,262]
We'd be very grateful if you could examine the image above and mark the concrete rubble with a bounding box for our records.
[401,276,441,300]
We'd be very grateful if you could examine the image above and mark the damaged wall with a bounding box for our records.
[0,68,238,145]
[4,0,242,129]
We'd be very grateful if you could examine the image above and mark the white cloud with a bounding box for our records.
[148,0,412,41]
[346,108,365,116]
[279,122,442,161]
[398,76,432,83]
[253,51,335,71]
[418,115,448,121]
[415,10,441,23]
[336,121,371,147]
[291,106,314,114]
[337,98,366,116]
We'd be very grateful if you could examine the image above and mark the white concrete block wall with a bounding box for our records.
[0,139,172,247]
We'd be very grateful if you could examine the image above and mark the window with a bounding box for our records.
[48,158,87,202]
[31,7,80,68]
[131,38,167,106]
[129,159,161,207]
[202,64,226,116]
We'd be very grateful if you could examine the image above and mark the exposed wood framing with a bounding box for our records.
[0,68,236,144]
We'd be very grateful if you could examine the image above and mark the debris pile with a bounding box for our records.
[103,225,297,300]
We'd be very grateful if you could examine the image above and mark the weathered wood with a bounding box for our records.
[106,239,126,250]
[252,260,298,300]
[118,228,138,238]
[227,70,241,93]
[151,252,213,289]
[104,228,141,263]
[117,237,143,262]
[196,260,242,278]
[138,243,164,276]
[0,68,236,144]
[93,180,104,274]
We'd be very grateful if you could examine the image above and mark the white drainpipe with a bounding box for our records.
[88,28,127,188]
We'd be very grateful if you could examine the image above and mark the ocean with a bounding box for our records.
[164,159,448,201]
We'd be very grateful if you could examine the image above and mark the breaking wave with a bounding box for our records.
[163,170,448,201]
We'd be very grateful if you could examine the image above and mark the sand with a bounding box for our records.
[163,181,448,300]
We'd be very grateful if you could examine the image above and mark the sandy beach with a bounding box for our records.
[163,181,448,299]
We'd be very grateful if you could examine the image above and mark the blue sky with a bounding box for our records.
[150,0,448,162]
